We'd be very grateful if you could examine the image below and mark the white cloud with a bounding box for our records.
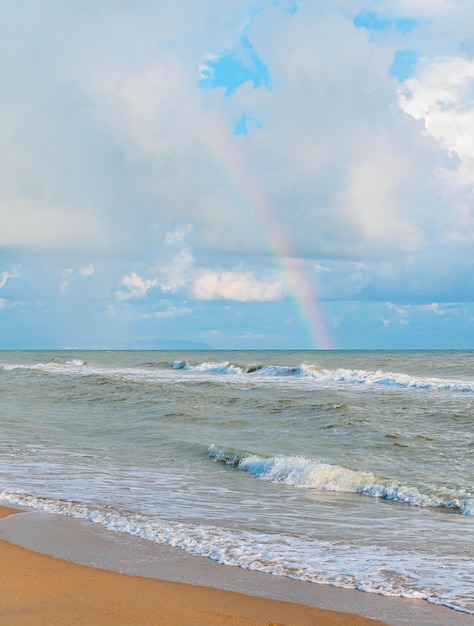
[241,331,266,339]
[0,0,454,267]
[399,56,474,168]
[387,302,407,315]
[117,272,158,300]
[164,226,192,245]
[141,305,192,319]
[154,250,195,293]
[398,55,474,245]
[394,0,458,16]
[0,298,7,309]
[425,302,445,315]
[79,264,95,277]
[0,198,106,253]
[334,148,424,253]
[224,3,441,260]
[60,265,95,293]
[199,54,218,80]
[0,269,19,289]
[193,270,285,301]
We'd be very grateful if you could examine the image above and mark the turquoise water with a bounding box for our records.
[0,350,473,613]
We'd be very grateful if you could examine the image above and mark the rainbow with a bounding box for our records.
[200,120,333,350]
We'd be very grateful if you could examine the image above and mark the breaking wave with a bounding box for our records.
[209,445,474,516]
[2,357,473,393]
[173,360,474,392]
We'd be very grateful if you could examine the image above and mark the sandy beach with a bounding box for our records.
[0,505,388,626]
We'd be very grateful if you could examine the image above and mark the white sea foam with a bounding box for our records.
[172,360,187,369]
[209,446,474,515]
[0,490,472,615]
[171,360,474,391]
[1,361,171,384]
[3,358,473,393]
[173,360,245,374]
[295,364,474,391]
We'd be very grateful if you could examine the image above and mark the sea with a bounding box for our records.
[0,350,472,616]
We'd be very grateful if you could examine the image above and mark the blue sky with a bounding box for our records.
[1,1,474,350]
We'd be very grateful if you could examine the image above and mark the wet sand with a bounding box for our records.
[0,504,388,625]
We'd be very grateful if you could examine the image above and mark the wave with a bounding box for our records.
[0,490,472,614]
[173,360,247,374]
[2,361,84,372]
[173,360,474,392]
[209,445,474,516]
[0,361,169,384]
[3,357,474,393]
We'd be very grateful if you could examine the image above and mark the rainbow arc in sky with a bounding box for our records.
[201,122,333,350]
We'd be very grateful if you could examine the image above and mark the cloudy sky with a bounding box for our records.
[1,0,474,350]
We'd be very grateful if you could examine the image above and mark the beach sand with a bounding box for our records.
[0,505,387,626]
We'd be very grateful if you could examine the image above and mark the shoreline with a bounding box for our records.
[0,505,471,626]
[0,505,385,626]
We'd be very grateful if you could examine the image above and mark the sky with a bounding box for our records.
[1,0,474,350]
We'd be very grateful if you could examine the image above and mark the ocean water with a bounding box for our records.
[0,350,472,615]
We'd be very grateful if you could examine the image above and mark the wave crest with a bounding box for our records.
[208,445,473,515]
[3,358,473,393]
[171,360,474,392]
